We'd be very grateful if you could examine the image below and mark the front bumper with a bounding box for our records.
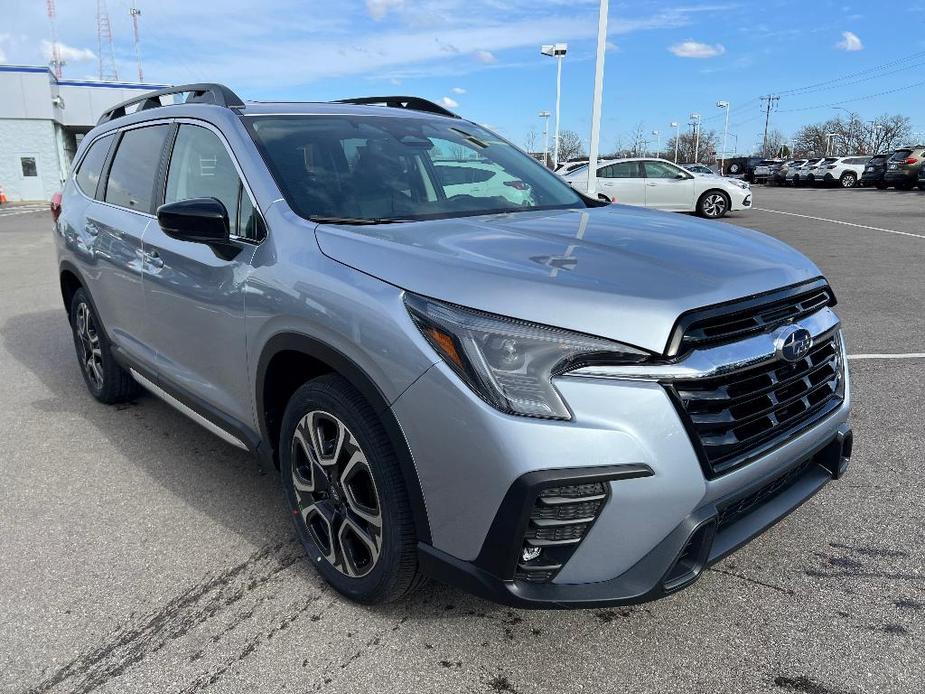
[419,427,852,609]
[395,308,852,608]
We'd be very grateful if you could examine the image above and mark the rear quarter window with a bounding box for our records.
[889,150,912,162]
[74,134,113,197]
[105,125,171,213]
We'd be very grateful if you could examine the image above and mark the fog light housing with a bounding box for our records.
[521,545,542,563]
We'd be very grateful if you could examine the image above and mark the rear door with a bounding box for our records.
[90,123,171,365]
[141,122,261,426]
[597,161,645,205]
[642,160,696,211]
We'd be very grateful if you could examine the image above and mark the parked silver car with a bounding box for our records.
[54,84,853,608]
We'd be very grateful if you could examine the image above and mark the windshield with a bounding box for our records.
[245,114,589,223]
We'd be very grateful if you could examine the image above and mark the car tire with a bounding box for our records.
[279,374,425,604]
[696,190,730,219]
[840,173,857,189]
[69,288,141,404]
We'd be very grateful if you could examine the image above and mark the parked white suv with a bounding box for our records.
[434,160,533,205]
[816,156,872,188]
[565,158,751,219]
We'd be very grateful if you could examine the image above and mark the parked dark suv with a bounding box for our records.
[859,154,890,189]
[883,146,925,190]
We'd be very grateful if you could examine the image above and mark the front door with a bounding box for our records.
[142,123,259,427]
[17,154,45,201]
[642,160,696,211]
[597,161,646,206]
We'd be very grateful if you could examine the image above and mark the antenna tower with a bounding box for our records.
[97,0,119,81]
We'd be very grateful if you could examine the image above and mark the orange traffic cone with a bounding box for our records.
[0,185,7,207]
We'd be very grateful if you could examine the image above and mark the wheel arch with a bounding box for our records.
[256,332,432,544]
[59,261,86,317]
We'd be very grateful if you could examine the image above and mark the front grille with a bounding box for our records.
[715,458,815,531]
[671,332,843,477]
[515,482,607,584]
[671,281,835,355]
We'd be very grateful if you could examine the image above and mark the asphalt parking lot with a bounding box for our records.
[1,186,923,694]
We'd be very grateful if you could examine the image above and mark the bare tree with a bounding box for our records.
[628,122,647,156]
[556,130,586,162]
[793,113,912,156]
[524,126,538,155]
[664,129,719,163]
[763,128,788,158]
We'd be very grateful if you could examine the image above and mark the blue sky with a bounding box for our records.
[2,0,925,152]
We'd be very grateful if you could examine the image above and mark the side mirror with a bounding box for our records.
[156,197,240,259]
[675,173,688,180]
[157,197,230,244]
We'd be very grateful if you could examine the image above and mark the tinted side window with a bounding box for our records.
[75,134,113,197]
[599,162,638,178]
[105,125,170,213]
[644,161,683,178]
[166,125,244,234]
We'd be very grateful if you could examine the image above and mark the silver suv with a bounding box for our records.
[55,84,853,607]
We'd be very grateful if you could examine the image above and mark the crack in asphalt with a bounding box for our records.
[707,567,796,596]
[25,539,303,694]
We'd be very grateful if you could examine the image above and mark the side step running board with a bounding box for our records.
[130,369,249,451]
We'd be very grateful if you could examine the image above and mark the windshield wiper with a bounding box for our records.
[307,215,413,226]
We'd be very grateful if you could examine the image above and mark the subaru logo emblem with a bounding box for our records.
[774,325,813,363]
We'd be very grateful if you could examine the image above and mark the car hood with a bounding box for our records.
[314,206,822,354]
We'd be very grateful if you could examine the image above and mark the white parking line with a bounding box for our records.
[848,353,925,360]
[754,208,925,241]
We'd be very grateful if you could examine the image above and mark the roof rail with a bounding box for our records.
[97,83,245,125]
[332,96,460,119]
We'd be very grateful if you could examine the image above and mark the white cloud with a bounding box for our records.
[474,49,496,64]
[41,40,95,62]
[836,31,863,51]
[390,77,402,85]
[440,96,459,108]
[0,48,6,63]
[366,0,404,21]
[668,40,725,58]
[451,86,466,94]
[606,41,619,52]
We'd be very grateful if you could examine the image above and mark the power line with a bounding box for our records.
[776,79,925,113]
[776,49,925,97]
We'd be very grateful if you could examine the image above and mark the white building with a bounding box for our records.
[0,65,168,202]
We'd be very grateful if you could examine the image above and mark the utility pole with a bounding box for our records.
[760,95,779,156]
[670,121,680,162]
[585,0,608,197]
[130,6,143,82]
[689,113,701,163]
[539,111,550,167]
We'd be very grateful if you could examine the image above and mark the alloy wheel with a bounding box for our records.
[290,410,382,578]
[841,174,856,188]
[75,302,104,390]
[702,193,727,218]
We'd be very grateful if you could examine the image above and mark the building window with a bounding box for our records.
[21,157,38,177]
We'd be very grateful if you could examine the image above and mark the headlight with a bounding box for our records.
[732,180,750,189]
[405,294,650,419]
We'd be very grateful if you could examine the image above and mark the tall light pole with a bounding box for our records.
[651,130,660,158]
[690,113,702,163]
[584,0,608,197]
[716,100,729,175]
[538,111,551,167]
[670,121,680,162]
[541,43,568,169]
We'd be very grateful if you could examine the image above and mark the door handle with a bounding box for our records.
[145,251,165,269]
[647,182,658,186]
